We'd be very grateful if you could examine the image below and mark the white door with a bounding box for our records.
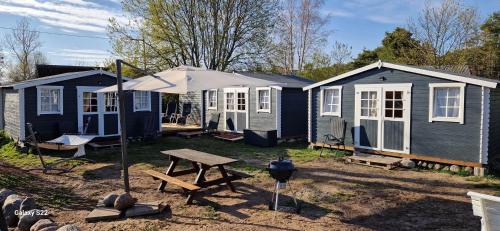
[354,84,412,153]
[77,86,120,137]
[223,88,249,132]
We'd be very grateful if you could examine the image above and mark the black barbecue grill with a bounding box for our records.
[266,156,300,213]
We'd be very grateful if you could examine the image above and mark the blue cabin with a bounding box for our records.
[0,70,161,142]
[304,61,500,174]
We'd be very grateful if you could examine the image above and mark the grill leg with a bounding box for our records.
[274,182,279,211]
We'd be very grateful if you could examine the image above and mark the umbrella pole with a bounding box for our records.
[116,59,130,193]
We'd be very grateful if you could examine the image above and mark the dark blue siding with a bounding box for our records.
[311,68,482,163]
[23,74,159,140]
[359,119,378,147]
[384,120,404,150]
[488,88,500,168]
[281,88,308,137]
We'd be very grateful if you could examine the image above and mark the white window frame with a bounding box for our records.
[428,83,465,124]
[320,86,342,117]
[133,91,151,112]
[103,92,119,114]
[256,87,271,113]
[37,85,64,115]
[207,89,218,110]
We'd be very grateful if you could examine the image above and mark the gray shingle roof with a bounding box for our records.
[236,72,314,88]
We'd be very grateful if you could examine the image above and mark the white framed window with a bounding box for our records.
[237,92,246,111]
[207,89,217,110]
[256,87,271,113]
[320,86,342,116]
[104,92,118,113]
[384,91,404,119]
[429,83,465,124]
[226,92,235,111]
[37,86,63,115]
[360,91,378,118]
[83,92,98,114]
[133,91,151,112]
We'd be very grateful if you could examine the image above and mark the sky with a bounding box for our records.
[0,0,497,67]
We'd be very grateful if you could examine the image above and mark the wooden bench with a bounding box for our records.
[143,170,200,191]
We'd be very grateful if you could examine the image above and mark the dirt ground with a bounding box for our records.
[0,138,497,231]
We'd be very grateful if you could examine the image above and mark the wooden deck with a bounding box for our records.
[161,123,202,135]
[347,152,402,170]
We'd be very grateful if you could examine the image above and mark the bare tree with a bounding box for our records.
[109,0,278,71]
[296,0,328,71]
[409,0,479,66]
[271,0,329,73]
[4,18,44,81]
[331,41,352,64]
[273,0,297,74]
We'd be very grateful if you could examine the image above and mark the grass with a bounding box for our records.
[0,170,89,209]
[0,172,36,189]
[308,189,355,204]
[81,136,346,171]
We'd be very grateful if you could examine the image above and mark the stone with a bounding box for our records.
[102,193,118,207]
[400,159,416,168]
[464,166,474,175]
[17,210,48,231]
[20,197,37,214]
[38,227,58,231]
[427,163,434,169]
[433,164,442,170]
[421,162,427,168]
[2,194,22,226]
[85,206,121,222]
[56,224,80,231]
[0,189,14,207]
[125,202,167,218]
[113,193,136,210]
[450,165,461,173]
[442,166,450,171]
[30,219,56,231]
[417,161,423,166]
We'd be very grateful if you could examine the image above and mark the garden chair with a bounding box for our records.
[320,118,346,156]
[164,100,177,122]
[168,101,179,123]
[176,103,193,125]
[205,113,220,135]
[468,191,500,231]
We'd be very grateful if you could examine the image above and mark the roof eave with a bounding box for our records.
[12,70,131,89]
[303,61,498,90]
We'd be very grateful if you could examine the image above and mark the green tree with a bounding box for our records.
[351,49,379,68]
[475,12,499,78]
[108,0,278,71]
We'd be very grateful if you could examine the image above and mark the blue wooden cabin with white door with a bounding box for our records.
[304,61,500,173]
[0,69,161,143]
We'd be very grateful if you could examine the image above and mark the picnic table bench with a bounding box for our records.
[144,148,244,204]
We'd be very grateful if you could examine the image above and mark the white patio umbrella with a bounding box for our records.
[97,65,281,93]
[103,62,282,193]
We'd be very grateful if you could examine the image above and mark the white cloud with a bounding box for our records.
[323,0,425,24]
[47,48,115,64]
[322,9,353,17]
[0,0,127,33]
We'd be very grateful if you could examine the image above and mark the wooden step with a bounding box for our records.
[347,152,401,170]
[143,170,200,191]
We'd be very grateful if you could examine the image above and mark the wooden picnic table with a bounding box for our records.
[144,148,241,204]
